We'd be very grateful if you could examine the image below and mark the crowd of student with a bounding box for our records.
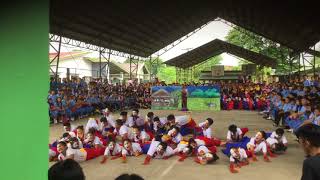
[219,76,320,134]
[49,108,291,173]
[48,78,153,124]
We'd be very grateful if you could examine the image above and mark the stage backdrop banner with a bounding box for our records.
[151,86,221,111]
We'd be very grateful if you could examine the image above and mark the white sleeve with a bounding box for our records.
[79,141,83,148]
[104,147,110,156]
[281,136,288,144]
[115,144,122,155]
[119,126,128,136]
[270,132,276,139]
[227,131,231,140]
[174,143,187,153]
[248,138,255,146]
[107,116,116,128]
[141,131,150,140]
[121,148,128,155]
[132,143,142,153]
[205,128,212,138]
[127,117,134,127]
[230,155,236,162]
[176,115,188,126]
[69,132,76,138]
[147,141,160,156]
[197,146,209,154]
[164,146,174,157]
[94,137,102,145]
[198,122,206,127]
[237,128,243,136]
[66,148,75,157]
[240,149,247,158]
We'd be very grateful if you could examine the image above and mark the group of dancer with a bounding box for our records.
[49,108,289,173]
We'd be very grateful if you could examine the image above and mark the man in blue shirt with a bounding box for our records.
[303,76,311,87]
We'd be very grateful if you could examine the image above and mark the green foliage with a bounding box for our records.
[158,65,176,83]
[225,26,293,74]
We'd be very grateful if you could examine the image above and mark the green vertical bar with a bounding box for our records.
[0,2,48,180]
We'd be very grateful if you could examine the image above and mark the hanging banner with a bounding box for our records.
[151,86,221,111]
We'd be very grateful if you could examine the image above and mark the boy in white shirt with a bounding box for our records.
[198,118,214,138]
[229,147,249,173]
[119,111,130,127]
[194,145,219,165]
[66,137,87,163]
[99,117,115,137]
[266,128,288,154]
[121,139,142,163]
[143,141,174,165]
[128,109,145,129]
[57,141,68,161]
[102,108,115,122]
[113,119,129,142]
[100,138,122,164]
[83,129,103,149]
[167,126,183,148]
[227,124,249,142]
[62,122,76,137]
[85,118,100,134]
[247,131,270,162]
[166,114,197,136]
[130,125,150,144]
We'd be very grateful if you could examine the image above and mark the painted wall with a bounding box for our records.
[51,58,93,78]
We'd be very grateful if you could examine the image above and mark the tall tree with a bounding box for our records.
[225,26,293,74]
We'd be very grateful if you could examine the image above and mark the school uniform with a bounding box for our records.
[227,128,246,142]
[121,142,142,156]
[103,143,122,156]
[198,122,212,138]
[266,132,288,146]
[168,131,183,144]
[114,125,129,138]
[66,148,87,162]
[313,115,320,126]
[128,115,145,130]
[173,141,189,153]
[130,131,150,144]
[175,115,196,136]
[230,148,248,163]
[247,138,267,154]
[85,119,100,133]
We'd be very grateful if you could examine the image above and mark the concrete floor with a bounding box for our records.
[49,110,304,180]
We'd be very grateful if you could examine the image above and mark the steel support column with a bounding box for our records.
[313,46,316,78]
[149,55,160,81]
[54,36,62,83]
[107,48,111,83]
[99,47,102,80]
[298,54,301,80]
[129,55,139,80]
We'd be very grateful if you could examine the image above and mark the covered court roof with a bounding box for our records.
[164,39,278,68]
[50,0,320,58]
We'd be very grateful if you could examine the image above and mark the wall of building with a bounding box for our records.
[91,62,108,78]
[51,59,93,78]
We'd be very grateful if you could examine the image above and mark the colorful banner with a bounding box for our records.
[151,86,221,111]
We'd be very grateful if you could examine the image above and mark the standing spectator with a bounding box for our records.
[295,124,320,180]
